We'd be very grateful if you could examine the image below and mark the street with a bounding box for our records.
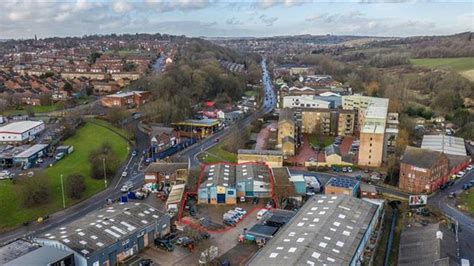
[0,58,277,246]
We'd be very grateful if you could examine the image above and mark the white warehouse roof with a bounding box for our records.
[0,121,44,134]
[421,134,466,156]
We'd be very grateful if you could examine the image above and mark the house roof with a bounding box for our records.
[400,146,446,169]
[398,223,457,266]
[4,246,73,266]
[279,108,294,123]
[145,162,188,174]
[36,203,166,258]
[249,195,379,266]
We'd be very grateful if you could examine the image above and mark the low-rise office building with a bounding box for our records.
[399,146,449,194]
[34,202,170,266]
[100,91,152,108]
[0,120,45,144]
[248,194,383,266]
[325,177,360,197]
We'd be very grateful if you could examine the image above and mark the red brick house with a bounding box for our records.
[399,146,449,194]
[100,91,152,107]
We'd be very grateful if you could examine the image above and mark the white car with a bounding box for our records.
[456,171,465,178]
[121,171,128,178]
[466,165,473,171]
[120,182,133,192]
[234,207,247,216]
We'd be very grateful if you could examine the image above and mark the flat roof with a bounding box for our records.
[14,144,48,158]
[36,202,166,257]
[421,134,466,156]
[249,195,379,266]
[0,121,44,134]
[175,119,219,127]
[365,105,388,119]
[238,149,283,156]
[5,246,73,266]
[326,177,360,189]
[361,124,385,134]
[166,184,186,205]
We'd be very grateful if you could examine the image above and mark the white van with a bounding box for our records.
[257,209,269,220]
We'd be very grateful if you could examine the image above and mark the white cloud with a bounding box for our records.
[255,0,307,9]
[113,0,133,13]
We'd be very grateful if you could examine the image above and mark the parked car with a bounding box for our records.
[234,207,247,216]
[439,184,448,190]
[447,180,455,186]
[223,218,236,227]
[176,236,193,246]
[154,239,174,251]
[456,171,466,178]
[462,183,472,190]
[347,167,353,173]
[227,210,243,220]
[257,209,269,220]
[252,197,260,204]
[199,231,210,239]
[448,192,456,199]
[121,182,133,192]
[342,167,347,172]
[239,196,246,203]
[55,152,65,160]
[132,150,138,157]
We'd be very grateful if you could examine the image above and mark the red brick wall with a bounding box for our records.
[399,155,449,194]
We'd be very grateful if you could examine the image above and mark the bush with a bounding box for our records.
[89,143,119,179]
[65,173,86,199]
[18,172,51,207]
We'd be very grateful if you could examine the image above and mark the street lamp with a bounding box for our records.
[103,157,107,188]
[60,174,66,209]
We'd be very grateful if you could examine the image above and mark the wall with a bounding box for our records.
[358,131,384,167]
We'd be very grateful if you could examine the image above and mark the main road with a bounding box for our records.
[0,58,276,245]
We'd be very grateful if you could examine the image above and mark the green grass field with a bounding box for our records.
[200,142,237,164]
[308,134,335,148]
[0,121,129,230]
[410,57,474,72]
[459,191,474,216]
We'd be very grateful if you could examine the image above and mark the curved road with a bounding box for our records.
[0,58,276,245]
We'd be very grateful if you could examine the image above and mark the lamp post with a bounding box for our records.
[103,157,107,188]
[60,174,66,209]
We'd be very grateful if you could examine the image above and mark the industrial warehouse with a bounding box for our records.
[34,202,170,266]
[248,194,383,266]
[198,163,273,204]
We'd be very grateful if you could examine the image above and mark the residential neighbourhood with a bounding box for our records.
[0,2,473,266]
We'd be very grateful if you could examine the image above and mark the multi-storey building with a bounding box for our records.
[301,109,355,136]
[277,108,296,156]
[358,125,385,167]
[399,146,449,194]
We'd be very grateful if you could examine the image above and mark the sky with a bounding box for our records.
[0,0,473,39]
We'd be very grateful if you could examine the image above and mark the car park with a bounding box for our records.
[223,218,236,226]
[154,239,174,252]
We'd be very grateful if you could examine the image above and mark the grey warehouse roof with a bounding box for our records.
[249,194,378,266]
[5,246,73,266]
[200,163,271,189]
[36,202,166,258]
[421,134,466,156]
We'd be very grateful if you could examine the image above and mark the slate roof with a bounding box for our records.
[400,146,446,169]
[145,162,188,174]
[36,203,166,258]
[398,223,457,266]
[4,246,73,266]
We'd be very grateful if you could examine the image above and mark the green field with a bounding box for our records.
[410,57,474,72]
[200,142,237,164]
[0,120,129,230]
[459,191,474,216]
[308,134,335,148]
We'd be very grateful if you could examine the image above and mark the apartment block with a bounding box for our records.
[358,125,385,167]
[278,108,296,156]
[301,109,355,136]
